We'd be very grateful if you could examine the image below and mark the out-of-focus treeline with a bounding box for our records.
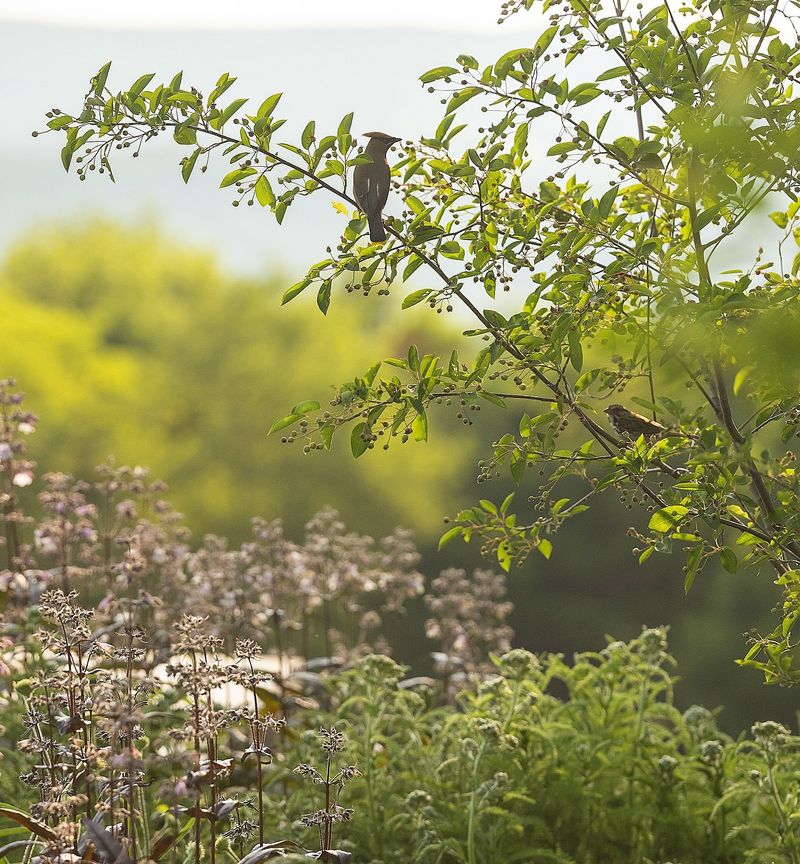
[1,220,478,540]
[1,220,796,731]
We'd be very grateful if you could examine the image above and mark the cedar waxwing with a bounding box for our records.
[353,131,401,242]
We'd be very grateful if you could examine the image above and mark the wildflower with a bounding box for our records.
[496,648,539,681]
[425,567,514,675]
[751,720,790,743]
[658,754,678,778]
[234,638,262,660]
[339,765,361,782]
[699,739,724,766]
[638,626,669,663]
[405,789,433,809]
[319,726,346,754]
[476,718,502,740]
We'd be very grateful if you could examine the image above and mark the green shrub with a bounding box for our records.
[288,637,800,864]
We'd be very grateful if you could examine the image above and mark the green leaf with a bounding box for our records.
[255,175,276,207]
[693,206,720,231]
[168,91,199,107]
[567,330,583,372]
[181,149,200,183]
[301,120,316,149]
[649,505,689,533]
[47,115,74,130]
[337,112,354,154]
[570,85,602,105]
[317,281,331,314]
[598,185,618,218]
[720,547,738,574]
[446,87,481,115]
[93,61,112,96]
[684,546,703,593]
[538,538,553,560]
[411,410,428,441]
[60,143,73,172]
[438,526,463,550]
[351,423,369,457]
[208,72,235,105]
[268,414,302,434]
[547,142,576,157]
[478,391,506,408]
[220,167,256,188]
[420,66,459,83]
[281,279,309,305]
[497,541,512,572]
[402,256,424,283]
[733,366,753,396]
[129,72,155,98]
[217,97,248,127]
[291,400,320,415]
[402,289,431,309]
[770,211,789,229]
[494,47,530,78]
[510,452,526,484]
[173,122,197,146]
[408,345,420,372]
[439,241,464,260]
[597,65,628,81]
[534,26,558,57]
[513,123,529,158]
[257,93,282,119]
[320,425,334,451]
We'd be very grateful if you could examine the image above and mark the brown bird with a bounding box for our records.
[604,404,667,440]
[353,131,401,242]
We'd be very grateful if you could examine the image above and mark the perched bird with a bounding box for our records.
[353,131,401,242]
[604,404,667,440]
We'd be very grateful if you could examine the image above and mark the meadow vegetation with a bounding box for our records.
[3,389,800,863]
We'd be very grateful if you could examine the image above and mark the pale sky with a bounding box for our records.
[0,0,532,32]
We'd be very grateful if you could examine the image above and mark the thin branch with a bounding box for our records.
[613,0,645,139]
[712,359,743,444]
[664,0,702,89]
[83,109,794,560]
[573,0,671,118]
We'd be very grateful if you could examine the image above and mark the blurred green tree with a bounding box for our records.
[0,221,477,542]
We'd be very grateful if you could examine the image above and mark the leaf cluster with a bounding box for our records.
[39,0,800,681]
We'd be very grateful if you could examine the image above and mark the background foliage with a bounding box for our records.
[0,220,475,542]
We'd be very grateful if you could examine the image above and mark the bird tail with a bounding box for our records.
[367,211,386,242]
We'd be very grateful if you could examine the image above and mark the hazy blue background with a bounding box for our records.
[1,22,528,276]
